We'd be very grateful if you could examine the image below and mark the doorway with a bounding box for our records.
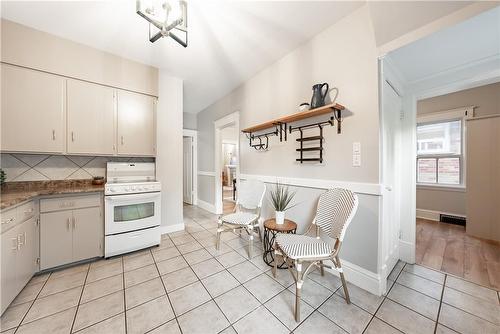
[214,112,240,215]
[380,6,500,290]
[183,129,197,206]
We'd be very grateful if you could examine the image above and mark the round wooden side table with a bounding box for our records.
[262,218,297,268]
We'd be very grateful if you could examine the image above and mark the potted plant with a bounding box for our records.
[269,182,296,224]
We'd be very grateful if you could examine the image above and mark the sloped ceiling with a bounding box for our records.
[1,1,490,114]
[368,1,473,47]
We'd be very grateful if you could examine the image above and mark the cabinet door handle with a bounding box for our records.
[52,130,56,140]
[72,217,76,229]
[67,217,71,231]
[11,237,18,251]
[71,131,75,142]
[17,234,24,249]
[121,136,124,145]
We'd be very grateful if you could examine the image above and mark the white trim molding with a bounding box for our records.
[240,173,382,196]
[324,258,384,296]
[416,208,466,221]
[214,111,240,215]
[417,106,475,123]
[197,199,217,214]
[183,129,198,206]
[198,171,216,177]
[160,223,185,235]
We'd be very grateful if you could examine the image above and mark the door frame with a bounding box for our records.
[384,57,500,265]
[214,112,240,215]
[183,129,198,206]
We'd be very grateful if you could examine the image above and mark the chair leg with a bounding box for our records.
[248,227,254,259]
[295,261,303,322]
[336,255,350,304]
[216,229,221,250]
[272,249,279,278]
[319,260,325,276]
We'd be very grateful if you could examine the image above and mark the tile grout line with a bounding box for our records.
[361,262,406,334]
[151,245,185,334]
[121,256,128,334]
[434,274,447,334]
[173,231,235,328]
[12,272,53,333]
[69,264,90,334]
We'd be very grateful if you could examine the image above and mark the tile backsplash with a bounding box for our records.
[1,154,154,182]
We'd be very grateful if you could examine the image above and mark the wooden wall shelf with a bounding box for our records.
[241,103,345,134]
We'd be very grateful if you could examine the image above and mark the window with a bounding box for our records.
[417,119,463,186]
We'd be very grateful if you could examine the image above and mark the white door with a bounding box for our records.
[1,64,65,153]
[17,217,38,288]
[1,225,20,314]
[40,210,73,270]
[183,136,193,204]
[116,90,156,156]
[72,207,102,261]
[67,80,115,155]
[381,73,403,285]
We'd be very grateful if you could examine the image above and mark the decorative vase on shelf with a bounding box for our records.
[275,211,285,225]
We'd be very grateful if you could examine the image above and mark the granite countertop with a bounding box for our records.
[1,180,104,210]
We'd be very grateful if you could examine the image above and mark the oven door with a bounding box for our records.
[105,192,161,235]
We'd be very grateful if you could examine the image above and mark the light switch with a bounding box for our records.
[353,142,361,167]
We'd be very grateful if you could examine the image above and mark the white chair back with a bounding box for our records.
[314,188,359,242]
[237,180,266,211]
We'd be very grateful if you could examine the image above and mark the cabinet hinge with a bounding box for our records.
[36,258,40,264]
[36,218,40,226]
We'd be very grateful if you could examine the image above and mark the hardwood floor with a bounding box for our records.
[416,218,500,290]
[223,187,235,213]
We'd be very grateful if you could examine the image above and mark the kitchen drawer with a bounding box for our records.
[40,194,101,213]
[17,201,35,223]
[1,207,17,232]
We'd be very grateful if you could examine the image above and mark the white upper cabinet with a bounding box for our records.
[117,90,156,156]
[67,80,115,155]
[1,64,65,153]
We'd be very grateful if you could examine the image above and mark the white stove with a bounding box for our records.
[104,162,161,258]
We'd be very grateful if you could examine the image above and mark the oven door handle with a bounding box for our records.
[105,193,160,203]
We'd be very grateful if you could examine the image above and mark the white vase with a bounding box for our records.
[275,211,285,225]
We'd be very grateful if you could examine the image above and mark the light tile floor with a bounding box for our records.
[1,205,499,334]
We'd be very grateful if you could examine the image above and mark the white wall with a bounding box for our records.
[183,113,197,130]
[1,19,158,96]
[197,6,382,279]
[157,71,184,231]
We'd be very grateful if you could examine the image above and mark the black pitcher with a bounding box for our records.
[310,83,329,109]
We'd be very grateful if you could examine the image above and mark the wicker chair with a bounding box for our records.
[216,180,266,259]
[272,188,359,322]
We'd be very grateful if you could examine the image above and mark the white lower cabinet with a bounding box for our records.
[40,194,103,271]
[1,214,38,315]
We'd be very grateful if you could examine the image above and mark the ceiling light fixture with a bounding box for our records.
[136,0,188,47]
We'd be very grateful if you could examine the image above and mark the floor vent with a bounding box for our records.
[440,214,466,226]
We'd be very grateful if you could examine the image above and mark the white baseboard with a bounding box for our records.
[240,173,382,196]
[399,239,414,264]
[324,259,383,296]
[197,199,216,214]
[416,208,466,221]
[160,223,185,235]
